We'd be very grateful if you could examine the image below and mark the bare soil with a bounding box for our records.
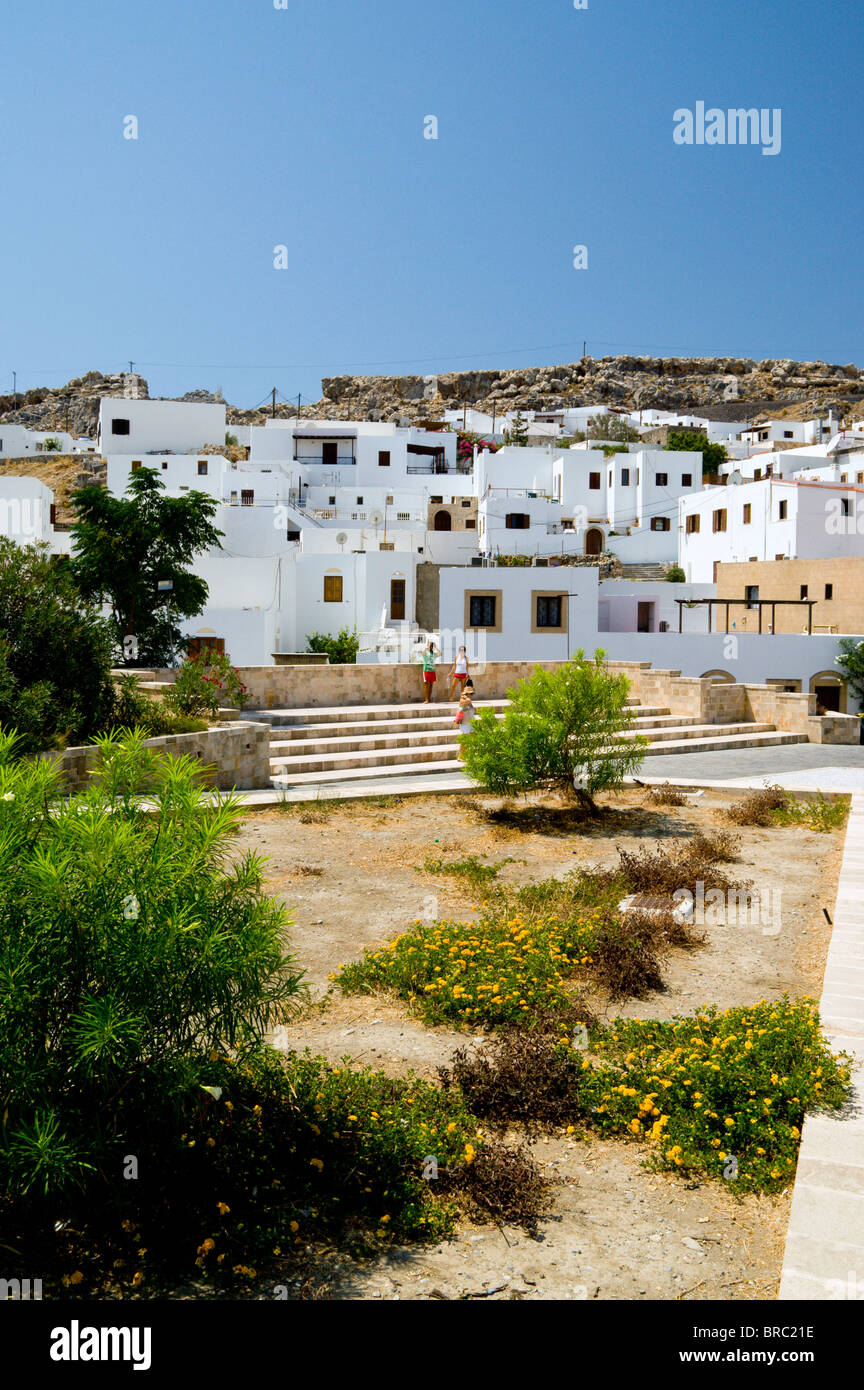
[233,787,845,1301]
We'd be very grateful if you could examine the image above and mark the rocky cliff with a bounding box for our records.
[3,357,862,437]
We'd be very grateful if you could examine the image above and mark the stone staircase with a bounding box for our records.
[619,563,671,580]
[254,696,810,790]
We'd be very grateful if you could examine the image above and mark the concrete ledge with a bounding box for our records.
[779,795,864,1300]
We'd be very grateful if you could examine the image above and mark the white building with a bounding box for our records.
[678,477,864,583]
[97,398,227,456]
[0,425,96,456]
[0,477,71,555]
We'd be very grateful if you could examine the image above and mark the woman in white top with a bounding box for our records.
[448,645,470,701]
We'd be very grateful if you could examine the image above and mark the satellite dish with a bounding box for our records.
[336,531,348,548]
[728,471,744,486]
[368,509,384,526]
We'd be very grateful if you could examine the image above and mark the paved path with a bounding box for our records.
[780,792,864,1300]
[624,742,864,793]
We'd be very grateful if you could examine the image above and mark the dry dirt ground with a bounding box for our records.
[232,787,845,1302]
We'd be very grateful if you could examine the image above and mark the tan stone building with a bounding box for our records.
[426,494,477,533]
[714,557,864,711]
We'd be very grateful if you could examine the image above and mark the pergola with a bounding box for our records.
[675,597,816,635]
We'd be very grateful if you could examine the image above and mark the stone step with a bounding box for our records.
[268,717,762,760]
[269,729,810,788]
[254,699,511,727]
[270,725,806,777]
[268,707,684,748]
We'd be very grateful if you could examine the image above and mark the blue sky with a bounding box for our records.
[1,0,862,408]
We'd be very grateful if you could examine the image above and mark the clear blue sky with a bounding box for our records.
[2,0,862,408]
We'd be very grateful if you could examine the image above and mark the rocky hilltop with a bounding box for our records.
[304,356,864,426]
[2,358,863,437]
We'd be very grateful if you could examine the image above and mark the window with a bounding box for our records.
[462,499,471,508]
[621,468,630,486]
[589,472,601,490]
[799,584,809,600]
[111,419,131,436]
[161,460,168,470]
[754,468,762,480]
[378,450,390,467]
[131,460,142,472]
[655,472,668,487]
[636,469,640,485]
[712,509,727,533]
[469,594,498,628]
[650,516,671,531]
[465,519,476,529]
[431,495,443,504]
[49,504,57,525]
[842,498,851,517]
[323,574,343,603]
[766,465,773,477]
[778,499,787,520]
[857,473,864,485]
[784,430,794,439]
[681,473,692,487]
[505,513,530,529]
[241,489,254,506]
[685,514,700,534]
[329,496,336,505]
[198,460,208,475]
[608,471,613,487]
[356,496,363,505]
[746,585,759,610]
[535,594,563,629]
[825,583,833,600]
[386,495,394,504]
[743,503,751,524]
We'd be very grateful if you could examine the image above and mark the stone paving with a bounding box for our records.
[779,792,864,1300]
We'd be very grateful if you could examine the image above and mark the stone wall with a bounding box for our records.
[41,721,272,793]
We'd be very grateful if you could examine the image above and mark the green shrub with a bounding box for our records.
[107,674,208,737]
[0,538,116,754]
[162,651,249,719]
[305,627,360,665]
[0,730,304,1204]
[664,565,686,583]
[460,651,647,812]
[420,854,512,892]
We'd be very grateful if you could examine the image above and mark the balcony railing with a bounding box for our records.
[293,454,356,465]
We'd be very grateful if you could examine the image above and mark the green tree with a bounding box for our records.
[505,412,529,446]
[460,651,647,812]
[0,731,305,1201]
[70,468,223,667]
[664,429,728,473]
[588,414,641,444]
[665,565,686,583]
[0,538,116,754]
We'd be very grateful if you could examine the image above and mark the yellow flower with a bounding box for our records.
[464,1143,476,1165]
[310,1158,324,1171]
[217,1202,230,1216]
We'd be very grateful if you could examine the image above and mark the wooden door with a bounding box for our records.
[390,578,406,621]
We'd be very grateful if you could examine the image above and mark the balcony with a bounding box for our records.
[293,454,356,465]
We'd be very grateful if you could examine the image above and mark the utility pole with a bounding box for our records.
[296,393,301,424]
[128,361,135,375]
[271,387,277,420]
[12,371,16,406]
[582,341,586,359]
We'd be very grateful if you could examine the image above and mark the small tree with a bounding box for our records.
[459,651,646,812]
[505,412,529,446]
[665,565,686,583]
[70,467,223,667]
[665,429,728,474]
[588,414,641,444]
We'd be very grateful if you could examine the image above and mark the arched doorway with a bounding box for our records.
[433,510,452,531]
[809,671,846,713]
[585,528,604,556]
